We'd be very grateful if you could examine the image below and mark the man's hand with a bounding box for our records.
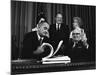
[33,46,44,54]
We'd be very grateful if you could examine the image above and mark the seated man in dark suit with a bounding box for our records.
[49,13,70,56]
[22,21,50,60]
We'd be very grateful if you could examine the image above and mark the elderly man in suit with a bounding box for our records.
[49,13,70,56]
[22,21,50,60]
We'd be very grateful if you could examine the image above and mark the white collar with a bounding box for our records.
[56,23,58,26]
[37,32,44,40]
[56,23,61,26]
[56,23,61,29]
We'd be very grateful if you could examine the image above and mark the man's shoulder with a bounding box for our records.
[49,24,56,30]
[50,24,56,27]
[62,23,68,26]
[61,23,69,29]
[24,31,37,38]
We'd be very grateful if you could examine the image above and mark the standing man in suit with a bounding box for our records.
[22,21,50,60]
[49,13,70,56]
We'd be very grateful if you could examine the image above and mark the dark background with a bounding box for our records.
[11,1,96,61]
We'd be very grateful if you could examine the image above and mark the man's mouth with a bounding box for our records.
[43,32,49,38]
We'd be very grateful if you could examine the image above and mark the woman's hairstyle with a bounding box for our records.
[73,17,83,26]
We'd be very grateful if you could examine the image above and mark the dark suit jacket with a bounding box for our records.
[22,31,50,59]
[49,23,70,55]
[68,39,89,62]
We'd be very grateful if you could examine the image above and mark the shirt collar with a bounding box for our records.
[56,23,61,28]
[56,23,61,25]
[37,32,44,40]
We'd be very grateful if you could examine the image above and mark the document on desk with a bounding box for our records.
[42,56,71,64]
[42,40,71,64]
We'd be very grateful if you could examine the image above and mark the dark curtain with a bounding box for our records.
[11,1,96,60]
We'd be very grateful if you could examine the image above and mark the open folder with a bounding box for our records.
[41,40,71,64]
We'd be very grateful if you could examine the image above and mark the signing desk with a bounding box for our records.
[11,59,95,74]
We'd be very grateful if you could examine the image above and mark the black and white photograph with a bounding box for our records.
[11,0,96,74]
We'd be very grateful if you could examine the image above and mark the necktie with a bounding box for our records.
[58,24,60,30]
[40,37,43,45]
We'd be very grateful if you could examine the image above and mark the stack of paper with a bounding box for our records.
[42,56,71,64]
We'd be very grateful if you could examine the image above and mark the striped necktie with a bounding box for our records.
[56,24,60,31]
[40,37,43,45]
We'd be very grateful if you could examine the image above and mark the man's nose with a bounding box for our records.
[45,31,49,34]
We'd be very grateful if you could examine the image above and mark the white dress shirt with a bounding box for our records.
[56,23,61,30]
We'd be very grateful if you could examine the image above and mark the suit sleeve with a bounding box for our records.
[22,33,34,58]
